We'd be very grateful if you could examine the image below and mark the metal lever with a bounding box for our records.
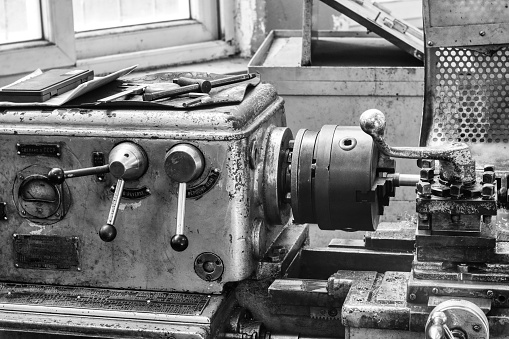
[99,178,124,242]
[170,183,189,251]
[48,165,110,184]
[360,109,476,184]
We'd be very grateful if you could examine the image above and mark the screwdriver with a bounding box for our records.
[143,73,257,101]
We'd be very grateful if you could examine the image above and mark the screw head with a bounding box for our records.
[409,293,417,300]
[479,30,486,36]
[472,324,481,332]
[487,290,494,298]
[427,40,434,46]
[432,287,439,294]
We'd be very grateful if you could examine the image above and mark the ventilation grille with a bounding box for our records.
[429,46,509,144]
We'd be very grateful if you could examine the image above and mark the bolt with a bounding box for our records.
[421,159,435,169]
[483,171,495,184]
[284,192,291,202]
[203,261,216,273]
[427,41,434,46]
[457,264,469,273]
[483,215,492,224]
[482,183,495,200]
[487,290,494,298]
[431,184,450,197]
[432,287,439,294]
[205,274,212,281]
[450,183,463,198]
[479,30,486,36]
[417,181,432,197]
[328,308,338,317]
[472,324,481,332]
[409,293,416,300]
[484,164,495,172]
[420,168,435,182]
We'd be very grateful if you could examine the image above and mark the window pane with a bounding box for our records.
[73,0,191,32]
[0,0,42,45]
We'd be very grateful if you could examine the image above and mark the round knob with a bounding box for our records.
[47,168,65,184]
[360,109,386,141]
[99,224,117,242]
[165,144,205,183]
[170,234,188,251]
[108,142,148,180]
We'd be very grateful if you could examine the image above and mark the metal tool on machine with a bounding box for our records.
[143,73,257,101]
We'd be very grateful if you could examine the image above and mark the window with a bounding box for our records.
[0,0,42,44]
[0,0,235,86]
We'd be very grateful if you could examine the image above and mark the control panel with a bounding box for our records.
[0,83,287,294]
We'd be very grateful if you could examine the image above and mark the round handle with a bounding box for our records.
[47,168,65,184]
[165,144,204,183]
[170,234,188,252]
[99,224,117,242]
[108,142,148,180]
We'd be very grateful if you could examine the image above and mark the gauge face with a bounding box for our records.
[19,176,60,219]
[13,165,71,225]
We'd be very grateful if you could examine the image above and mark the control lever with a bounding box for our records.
[48,165,110,184]
[99,178,124,242]
[47,142,148,242]
[360,109,475,184]
[165,144,205,252]
[171,182,188,251]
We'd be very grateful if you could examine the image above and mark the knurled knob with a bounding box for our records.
[165,144,204,183]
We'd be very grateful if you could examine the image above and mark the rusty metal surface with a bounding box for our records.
[342,271,410,330]
[256,224,309,280]
[0,84,282,141]
[296,247,412,280]
[0,82,287,294]
[423,0,509,47]
[0,283,210,315]
[407,274,509,306]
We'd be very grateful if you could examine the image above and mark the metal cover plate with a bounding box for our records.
[13,234,80,271]
[320,0,424,60]
[0,283,210,315]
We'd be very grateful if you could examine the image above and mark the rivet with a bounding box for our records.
[479,31,486,36]
[427,41,434,46]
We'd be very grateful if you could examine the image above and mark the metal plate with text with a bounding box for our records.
[13,234,80,271]
[0,283,210,315]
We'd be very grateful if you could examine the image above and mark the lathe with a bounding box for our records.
[0,0,509,338]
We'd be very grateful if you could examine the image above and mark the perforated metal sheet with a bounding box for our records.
[426,46,509,145]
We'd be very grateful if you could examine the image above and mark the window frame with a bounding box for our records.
[0,0,75,79]
[0,0,235,84]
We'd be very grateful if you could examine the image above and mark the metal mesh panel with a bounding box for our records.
[428,46,509,144]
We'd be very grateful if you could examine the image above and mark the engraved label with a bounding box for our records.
[110,185,151,200]
[17,143,61,157]
[13,235,80,270]
[187,169,220,198]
